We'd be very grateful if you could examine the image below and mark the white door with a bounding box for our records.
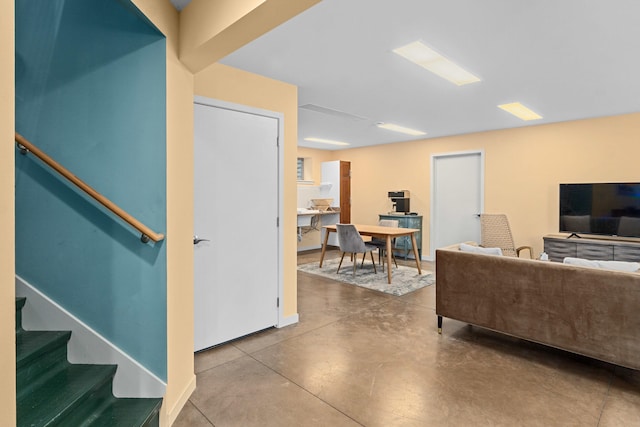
[193,100,279,351]
[430,151,484,258]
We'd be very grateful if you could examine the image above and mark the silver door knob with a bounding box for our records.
[193,235,210,245]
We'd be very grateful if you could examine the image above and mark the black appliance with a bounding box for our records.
[559,183,640,238]
[388,190,410,213]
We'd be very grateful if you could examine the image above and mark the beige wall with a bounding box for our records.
[0,0,15,423]
[194,63,300,320]
[132,0,196,425]
[326,113,640,258]
[179,0,321,72]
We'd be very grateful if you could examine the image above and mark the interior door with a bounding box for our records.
[430,151,484,258]
[193,101,279,351]
[339,161,351,223]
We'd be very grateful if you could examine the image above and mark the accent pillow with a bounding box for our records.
[563,257,640,273]
[459,243,503,256]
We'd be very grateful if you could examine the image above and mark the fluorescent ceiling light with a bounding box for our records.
[498,102,543,121]
[376,122,426,136]
[393,41,481,86]
[304,137,350,146]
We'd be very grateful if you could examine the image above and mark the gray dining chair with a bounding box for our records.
[336,224,377,277]
[368,219,399,272]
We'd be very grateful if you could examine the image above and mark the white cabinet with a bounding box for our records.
[296,160,351,251]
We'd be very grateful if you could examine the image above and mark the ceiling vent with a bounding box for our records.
[299,104,368,122]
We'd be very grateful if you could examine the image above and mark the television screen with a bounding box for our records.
[559,183,640,238]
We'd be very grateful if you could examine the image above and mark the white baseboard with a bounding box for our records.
[15,276,166,398]
[277,313,299,328]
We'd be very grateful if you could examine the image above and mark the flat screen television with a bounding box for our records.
[559,183,640,238]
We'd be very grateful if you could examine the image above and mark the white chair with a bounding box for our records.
[336,224,378,276]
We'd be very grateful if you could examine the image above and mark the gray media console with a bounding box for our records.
[543,234,640,263]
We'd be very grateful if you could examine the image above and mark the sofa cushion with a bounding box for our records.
[563,257,640,273]
[459,242,503,256]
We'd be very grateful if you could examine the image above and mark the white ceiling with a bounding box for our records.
[178,0,640,150]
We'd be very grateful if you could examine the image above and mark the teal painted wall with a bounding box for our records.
[15,0,167,380]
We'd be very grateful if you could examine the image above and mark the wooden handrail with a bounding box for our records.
[15,133,165,243]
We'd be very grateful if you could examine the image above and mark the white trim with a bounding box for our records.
[192,96,297,331]
[277,313,299,328]
[429,150,485,260]
[15,276,166,398]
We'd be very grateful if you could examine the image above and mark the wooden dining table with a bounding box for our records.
[319,224,422,284]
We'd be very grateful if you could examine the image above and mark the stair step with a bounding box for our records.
[15,297,26,332]
[17,363,117,427]
[64,396,162,427]
[91,398,162,427]
[48,378,111,426]
[15,296,162,426]
[16,330,71,368]
[16,330,72,395]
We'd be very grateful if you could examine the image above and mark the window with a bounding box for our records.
[297,157,313,183]
[297,157,304,181]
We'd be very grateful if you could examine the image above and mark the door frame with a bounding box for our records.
[193,95,287,328]
[429,150,485,260]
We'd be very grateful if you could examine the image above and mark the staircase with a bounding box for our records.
[15,297,162,426]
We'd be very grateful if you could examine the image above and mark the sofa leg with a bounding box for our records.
[437,315,442,334]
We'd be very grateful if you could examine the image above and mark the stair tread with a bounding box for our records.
[16,330,71,367]
[18,364,117,427]
[82,398,163,427]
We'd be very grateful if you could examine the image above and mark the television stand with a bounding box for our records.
[544,234,640,262]
[567,233,582,239]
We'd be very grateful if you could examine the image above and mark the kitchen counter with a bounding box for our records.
[297,209,340,250]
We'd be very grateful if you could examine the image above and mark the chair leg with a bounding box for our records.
[370,251,377,274]
[360,253,366,268]
[352,254,357,277]
[382,249,398,269]
[337,252,346,273]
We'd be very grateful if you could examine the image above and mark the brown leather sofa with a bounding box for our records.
[436,244,640,370]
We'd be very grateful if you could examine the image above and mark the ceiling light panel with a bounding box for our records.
[498,102,543,121]
[303,137,350,146]
[376,122,426,136]
[393,41,481,86]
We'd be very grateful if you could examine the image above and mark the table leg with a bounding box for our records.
[386,235,392,284]
[319,229,331,268]
[411,233,422,274]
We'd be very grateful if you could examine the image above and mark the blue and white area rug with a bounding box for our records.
[297,257,435,296]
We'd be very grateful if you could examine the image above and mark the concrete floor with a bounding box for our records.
[175,249,640,426]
